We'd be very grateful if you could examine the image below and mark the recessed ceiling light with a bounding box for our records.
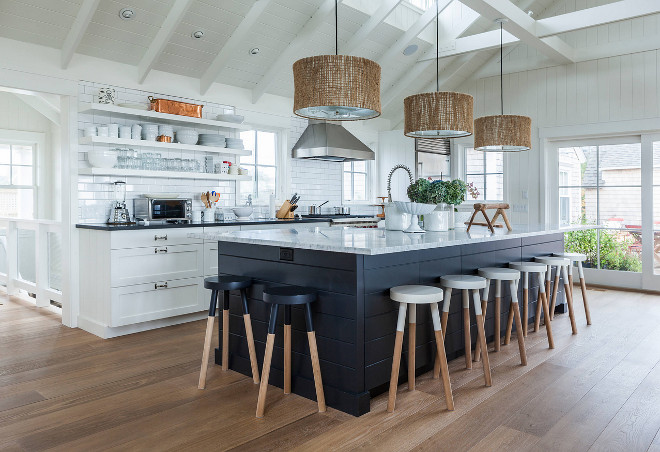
[249,48,260,55]
[403,44,418,56]
[191,30,204,39]
[119,8,134,20]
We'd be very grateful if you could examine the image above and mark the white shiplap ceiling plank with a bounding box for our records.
[251,0,343,104]
[137,0,195,83]
[61,0,100,68]
[200,0,273,95]
[345,0,403,55]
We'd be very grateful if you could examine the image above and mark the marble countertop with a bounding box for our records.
[190,224,592,255]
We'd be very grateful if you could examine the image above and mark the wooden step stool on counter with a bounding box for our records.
[386,285,454,413]
[256,285,325,418]
[466,203,513,233]
[198,276,259,389]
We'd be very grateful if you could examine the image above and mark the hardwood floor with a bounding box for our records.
[2,287,660,451]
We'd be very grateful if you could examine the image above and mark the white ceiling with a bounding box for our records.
[0,0,655,122]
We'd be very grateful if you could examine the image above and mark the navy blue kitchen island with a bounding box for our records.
[194,225,573,416]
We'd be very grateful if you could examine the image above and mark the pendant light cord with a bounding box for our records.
[335,0,338,56]
[435,0,439,92]
[500,21,504,115]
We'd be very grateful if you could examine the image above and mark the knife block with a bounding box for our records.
[276,200,296,219]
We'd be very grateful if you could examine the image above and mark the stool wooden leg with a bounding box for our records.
[436,288,451,378]
[505,300,514,346]
[494,279,501,352]
[256,304,279,418]
[408,303,416,391]
[198,290,218,390]
[388,303,407,413]
[304,303,326,413]
[562,266,578,335]
[462,290,472,369]
[549,269,560,321]
[474,279,489,363]
[509,281,527,366]
[578,262,592,325]
[472,289,492,387]
[522,272,529,337]
[222,291,230,371]
[545,265,552,301]
[241,289,259,384]
[537,273,554,349]
[284,305,292,394]
[431,302,454,411]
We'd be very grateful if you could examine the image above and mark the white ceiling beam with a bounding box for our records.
[459,0,575,64]
[537,0,660,36]
[12,93,61,125]
[376,0,453,67]
[251,0,343,104]
[345,0,403,55]
[138,0,194,84]
[60,0,100,69]
[200,0,272,95]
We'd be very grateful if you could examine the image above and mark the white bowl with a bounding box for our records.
[176,130,198,145]
[394,202,436,233]
[232,207,253,219]
[87,149,118,168]
[217,114,244,124]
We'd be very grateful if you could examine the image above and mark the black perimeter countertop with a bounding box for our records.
[75,217,336,231]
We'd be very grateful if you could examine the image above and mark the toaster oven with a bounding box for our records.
[133,198,192,222]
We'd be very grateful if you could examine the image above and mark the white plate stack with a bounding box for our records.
[225,137,244,150]
[198,134,226,147]
[142,123,159,141]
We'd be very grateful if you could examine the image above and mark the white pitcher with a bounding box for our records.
[384,202,411,231]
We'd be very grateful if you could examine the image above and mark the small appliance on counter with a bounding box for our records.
[133,197,192,223]
[107,181,135,225]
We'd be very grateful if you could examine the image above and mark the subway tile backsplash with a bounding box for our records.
[78,82,377,223]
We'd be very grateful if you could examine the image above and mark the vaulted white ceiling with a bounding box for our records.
[0,0,657,123]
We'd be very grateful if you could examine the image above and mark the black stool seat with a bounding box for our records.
[204,275,252,291]
[263,286,316,305]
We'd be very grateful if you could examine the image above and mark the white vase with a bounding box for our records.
[384,202,411,231]
[424,205,449,232]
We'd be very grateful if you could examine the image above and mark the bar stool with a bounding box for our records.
[508,262,554,349]
[387,285,454,413]
[535,256,578,335]
[474,268,527,366]
[256,286,325,418]
[554,252,592,325]
[198,275,259,390]
[439,275,492,387]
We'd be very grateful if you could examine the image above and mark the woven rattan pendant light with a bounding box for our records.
[404,0,473,139]
[474,19,531,151]
[292,0,381,121]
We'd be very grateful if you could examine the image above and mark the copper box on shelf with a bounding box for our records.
[148,96,203,118]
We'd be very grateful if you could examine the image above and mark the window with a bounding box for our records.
[0,143,35,218]
[343,161,368,202]
[416,138,450,180]
[465,147,503,201]
[239,130,277,204]
[559,171,570,226]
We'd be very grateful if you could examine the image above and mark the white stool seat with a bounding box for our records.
[535,256,570,267]
[509,261,547,273]
[390,285,444,304]
[478,267,520,281]
[440,274,487,290]
[553,252,587,262]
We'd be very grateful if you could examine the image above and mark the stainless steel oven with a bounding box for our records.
[133,198,192,222]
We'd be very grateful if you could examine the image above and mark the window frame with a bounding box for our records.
[238,129,281,204]
[0,130,42,219]
[464,146,504,203]
[343,161,370,203]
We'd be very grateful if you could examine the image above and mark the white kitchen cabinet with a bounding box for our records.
[110,244,203,287]
[110,227,203,249]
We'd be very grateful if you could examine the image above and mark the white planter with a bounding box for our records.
[424,206,449,232]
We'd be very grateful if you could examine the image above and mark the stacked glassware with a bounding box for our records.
[113,148,201,172]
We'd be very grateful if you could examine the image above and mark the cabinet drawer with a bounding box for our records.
[110,227,204,249]
[110,277,203,327]
[111,244,203,287]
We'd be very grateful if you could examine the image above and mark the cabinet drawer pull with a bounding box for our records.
[155,247,168,254]
[154,234,168,241]
[154,282,168,289]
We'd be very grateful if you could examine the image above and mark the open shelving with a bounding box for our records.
[79,135,252,157]
[79,167,251,181]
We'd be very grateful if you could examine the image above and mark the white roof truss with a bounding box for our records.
[60,0,100,69]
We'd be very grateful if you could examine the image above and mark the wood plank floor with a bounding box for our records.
[2,287,660,451]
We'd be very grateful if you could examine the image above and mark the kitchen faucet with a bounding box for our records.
[247,194,252,206]
[387,164,414,202]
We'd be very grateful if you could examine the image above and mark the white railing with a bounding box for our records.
[0,218,62,306]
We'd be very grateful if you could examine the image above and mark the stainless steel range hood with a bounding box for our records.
[292,120,375,162]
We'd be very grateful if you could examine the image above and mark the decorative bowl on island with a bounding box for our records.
[394,201,436,233]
